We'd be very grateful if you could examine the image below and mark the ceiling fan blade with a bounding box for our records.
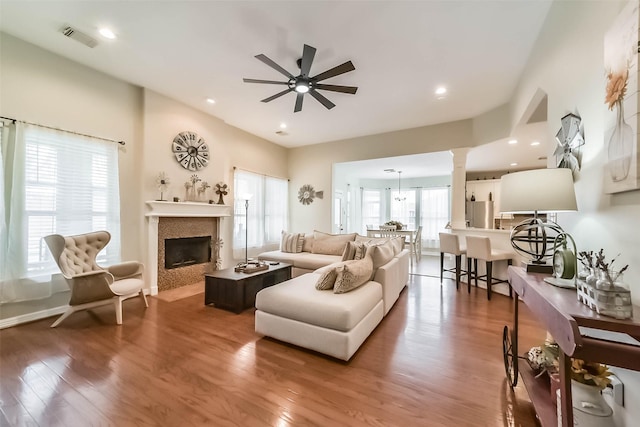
[300,44,316,77]
[309,90,336,110]
[243,78,289,85]
[314,84,358,94]
[255,54,294,79]
[312,61,355,82]
[294,93,304,112]
[261,88,293,103]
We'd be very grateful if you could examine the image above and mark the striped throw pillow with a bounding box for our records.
[281,231,304,253]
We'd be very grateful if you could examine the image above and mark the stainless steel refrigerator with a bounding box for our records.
[466,201,494,229]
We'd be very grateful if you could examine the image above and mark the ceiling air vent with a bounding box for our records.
[60,26,98,48]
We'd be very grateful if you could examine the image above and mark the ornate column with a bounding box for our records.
[450,148,470,229]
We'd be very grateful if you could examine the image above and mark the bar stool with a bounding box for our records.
[465,235,513,300]
[438,232,467,290]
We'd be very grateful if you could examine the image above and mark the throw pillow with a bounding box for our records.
[312,231,357,256]
[315,268,338,290]
[371,240,395,270]
[389,236,405,255]
[353,241,369,260]
[341,241,357,261]
[280,231,304,253]
[302,235,314,252]
[333,246,374,294]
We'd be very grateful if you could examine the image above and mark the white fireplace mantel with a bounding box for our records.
[145,201,231,295]
[145,201,232,218]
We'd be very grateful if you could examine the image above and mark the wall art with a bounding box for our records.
[604,0,640,193]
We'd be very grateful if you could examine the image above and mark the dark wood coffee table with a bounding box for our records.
[204,263,292,313]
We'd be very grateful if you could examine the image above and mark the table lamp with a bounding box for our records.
[500,168,577,273]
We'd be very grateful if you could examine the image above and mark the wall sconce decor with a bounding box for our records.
[554,113,584,174]
[298,184,323,205]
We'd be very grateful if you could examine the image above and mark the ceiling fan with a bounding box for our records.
[243,44,358,113]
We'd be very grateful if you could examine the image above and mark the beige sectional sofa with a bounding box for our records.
[258,232,354,277]
[255,232,410,361]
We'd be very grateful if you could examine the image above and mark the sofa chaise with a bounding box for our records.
[255,232,409,361]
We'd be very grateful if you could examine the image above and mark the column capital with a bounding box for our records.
[450,148,471,167]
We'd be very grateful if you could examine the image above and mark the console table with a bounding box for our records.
[204,263,292,313]
[505,266,640,427]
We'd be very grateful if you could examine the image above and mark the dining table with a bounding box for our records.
[366,228,419,262]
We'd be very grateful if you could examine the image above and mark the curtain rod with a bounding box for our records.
[0,116,126,146]
[233,166,289,181]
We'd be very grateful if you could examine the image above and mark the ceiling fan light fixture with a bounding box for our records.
[295,82,309,93]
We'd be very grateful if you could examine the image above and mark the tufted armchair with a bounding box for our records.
[44,231,148,327]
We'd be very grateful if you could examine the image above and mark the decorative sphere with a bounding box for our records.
[510,218,564,263]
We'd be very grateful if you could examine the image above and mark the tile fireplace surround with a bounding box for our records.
[145,201,231,295]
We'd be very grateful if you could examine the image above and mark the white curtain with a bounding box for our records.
[233,170,288,261]
[0,122,121,303]
[360,188,382,235]
[420,187,450,249]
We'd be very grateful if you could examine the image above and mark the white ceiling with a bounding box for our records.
[0,0,553,154]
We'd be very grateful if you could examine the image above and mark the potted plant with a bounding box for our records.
[528,340,613,418]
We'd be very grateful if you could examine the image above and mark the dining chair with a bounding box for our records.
[379,225,397,237]
[407,226,422,263]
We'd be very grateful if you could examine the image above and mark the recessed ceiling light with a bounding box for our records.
[510,162,518,166]
[279,123,287,129]
[98,28,116,40]
[206,98,215,104]
[508,139,518,145]
[531,141,540,146]
[435,86,447,95]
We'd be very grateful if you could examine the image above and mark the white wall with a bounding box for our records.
[141,89,288,266]
[510,1,639,424]
[0,33,144,261]
[289,119,475,232]
[0,33,288,271]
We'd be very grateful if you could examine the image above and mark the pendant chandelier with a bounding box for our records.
[394,171,406,202]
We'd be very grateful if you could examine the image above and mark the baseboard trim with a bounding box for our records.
[0,305,66,329]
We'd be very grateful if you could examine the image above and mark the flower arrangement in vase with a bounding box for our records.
[197,181,210,201]
[577,249,632,319]
[384,220,404,230]
[184,174,201,201]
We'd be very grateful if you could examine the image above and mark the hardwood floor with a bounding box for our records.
[0,270,546,426]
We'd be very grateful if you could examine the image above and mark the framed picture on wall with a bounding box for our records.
[603,0,640,194]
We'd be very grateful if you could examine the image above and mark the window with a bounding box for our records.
[361,189,382,234]
[420,187,450,248]
[1,123,121,282]
[233,170,288,259]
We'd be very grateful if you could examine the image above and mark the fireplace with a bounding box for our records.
[146,201,232,295]
[164,236,211,270]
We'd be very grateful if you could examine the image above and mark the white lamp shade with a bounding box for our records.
[499,168,577,213]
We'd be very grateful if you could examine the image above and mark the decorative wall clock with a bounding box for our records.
[172,131,209,171]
